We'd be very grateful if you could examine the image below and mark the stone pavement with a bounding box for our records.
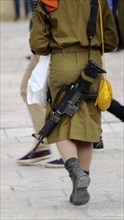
[1,21,124,220]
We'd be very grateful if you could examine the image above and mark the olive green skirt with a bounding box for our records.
[46,50,104,144]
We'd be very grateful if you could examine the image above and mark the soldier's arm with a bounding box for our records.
[101,0,118,52]
[29,2,51,55]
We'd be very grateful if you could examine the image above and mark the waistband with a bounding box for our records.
[51,44,100,54]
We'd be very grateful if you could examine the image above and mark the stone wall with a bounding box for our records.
[0,0,29,21]
[0,0,15,21]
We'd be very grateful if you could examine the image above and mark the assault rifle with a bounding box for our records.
[28,60,106,158]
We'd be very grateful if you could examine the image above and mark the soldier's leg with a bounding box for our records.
[118,0,124,47]
[57,140,91,205]
[112,0,123,49]
[76,141,93,172]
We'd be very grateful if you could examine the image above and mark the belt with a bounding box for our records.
[51,44,99,54]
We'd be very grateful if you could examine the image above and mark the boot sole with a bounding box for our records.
[70,175,90,206]
[70,188,90,206]
[77,175,90,188]
[16,155,51,165]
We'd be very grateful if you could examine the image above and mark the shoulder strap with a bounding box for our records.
[87,0,99,40]
[87,0,99,59]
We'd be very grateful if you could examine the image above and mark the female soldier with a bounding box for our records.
[29,0,118,205]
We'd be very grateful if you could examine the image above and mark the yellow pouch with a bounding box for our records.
[95,78,113,112]
[94,0,113,112]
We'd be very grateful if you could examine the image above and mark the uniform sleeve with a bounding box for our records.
[102,0,118,52]
[29,3,51,55]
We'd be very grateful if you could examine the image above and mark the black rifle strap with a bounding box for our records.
[53,85,71,109]
[40,2,52,25]
[87,0,99,59]
[47,87,52,110]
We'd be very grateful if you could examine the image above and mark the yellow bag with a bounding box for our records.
[94,0,113,112]
[95,78,113,111]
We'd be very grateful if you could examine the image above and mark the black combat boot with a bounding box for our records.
[65,157,90,206]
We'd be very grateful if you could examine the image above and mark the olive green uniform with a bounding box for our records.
[118,0,124,46]
[30,0,118,144]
